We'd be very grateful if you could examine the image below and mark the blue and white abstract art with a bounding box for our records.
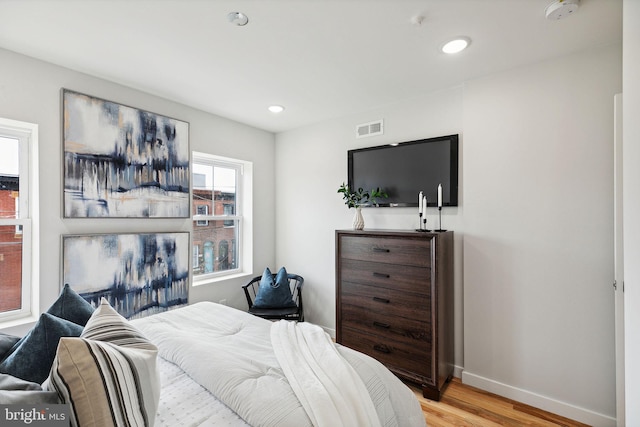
[62,232,189,319]
[63,89,190,218]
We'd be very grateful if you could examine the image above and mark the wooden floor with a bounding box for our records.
[411,378,591,427]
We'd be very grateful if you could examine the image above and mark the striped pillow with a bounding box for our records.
[81,299,157,349]
[47,299,160,427]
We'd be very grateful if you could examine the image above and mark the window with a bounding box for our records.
[0,118,39,325]
[192,152,252,282]
[195,205,209,226]
[223,204,234,227]
[192,243,201,274]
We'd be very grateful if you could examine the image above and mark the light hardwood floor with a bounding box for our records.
[411,378,591,427]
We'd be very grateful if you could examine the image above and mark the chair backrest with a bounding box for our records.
[243,273,304,310]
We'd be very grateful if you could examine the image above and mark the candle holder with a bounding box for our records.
[435,207,447,232]
[416,212,431,232]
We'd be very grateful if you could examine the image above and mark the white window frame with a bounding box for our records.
[195,204,209,226]
[192,151,252,285]
[192,243,201,272]
[0,118,39,327]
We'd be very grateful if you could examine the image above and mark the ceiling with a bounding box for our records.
[0,0,622,133]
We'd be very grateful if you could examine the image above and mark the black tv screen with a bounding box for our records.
[348,134,459,207]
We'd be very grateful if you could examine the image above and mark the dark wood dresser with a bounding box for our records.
[335,229,454,400]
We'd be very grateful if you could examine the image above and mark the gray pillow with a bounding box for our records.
[0,373,59,404]
[0,390,60,404]
[0,372,42,390]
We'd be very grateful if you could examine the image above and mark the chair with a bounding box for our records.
[242,273,304,321]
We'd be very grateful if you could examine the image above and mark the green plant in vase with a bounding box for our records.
[337,183,388,229]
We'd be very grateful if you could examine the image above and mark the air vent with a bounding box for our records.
[356,119,384,139]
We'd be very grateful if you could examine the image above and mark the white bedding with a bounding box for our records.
[271,320,381,427]
[156,357,250,427]
[133,302,426,427]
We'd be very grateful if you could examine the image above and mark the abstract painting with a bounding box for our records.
[62,232,189,319]
[63,89,190,218]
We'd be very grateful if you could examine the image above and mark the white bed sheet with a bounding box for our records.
[156,356,250,427]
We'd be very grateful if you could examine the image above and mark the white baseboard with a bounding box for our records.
[453,364,463,379]
[461,370,616,427]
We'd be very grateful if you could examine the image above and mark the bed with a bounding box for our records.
[134,301,427,427]
[0,289,426,427]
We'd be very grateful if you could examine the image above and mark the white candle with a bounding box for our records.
[438,184,443,208]
[423,196,427,214]
[418,191,423,214]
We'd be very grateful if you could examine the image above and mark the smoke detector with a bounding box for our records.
[545,0,579,20]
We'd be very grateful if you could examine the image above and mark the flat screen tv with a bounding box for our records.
[348,134,459,207]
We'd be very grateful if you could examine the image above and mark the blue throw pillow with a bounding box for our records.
[47,284,95,326]
[0,313,83,384]
[253,267,297,309]
[0,333,20,362]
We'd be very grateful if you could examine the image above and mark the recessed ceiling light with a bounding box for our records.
[441,37,471,54]
[268,105,284,113]
[227,12,249,26]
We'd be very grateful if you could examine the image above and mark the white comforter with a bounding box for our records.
[132,302,426,427]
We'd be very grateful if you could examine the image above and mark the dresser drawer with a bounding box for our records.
[341,281,431,321]
[340,327,432,382]
[339,258,431,296]
[340,302,431,347]
[339,235,430,268]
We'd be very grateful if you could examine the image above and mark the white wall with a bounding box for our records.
[0,47,276,336]
[275,88,465,370]
[623,0,640,424]
[462,45,620,425]
[276,44,621,425]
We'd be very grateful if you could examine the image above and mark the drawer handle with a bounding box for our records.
[372,272,390,279]
[372,296,390,304]
[373,321,390,329]
[372,247,390,253]
[373,344,391,354]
